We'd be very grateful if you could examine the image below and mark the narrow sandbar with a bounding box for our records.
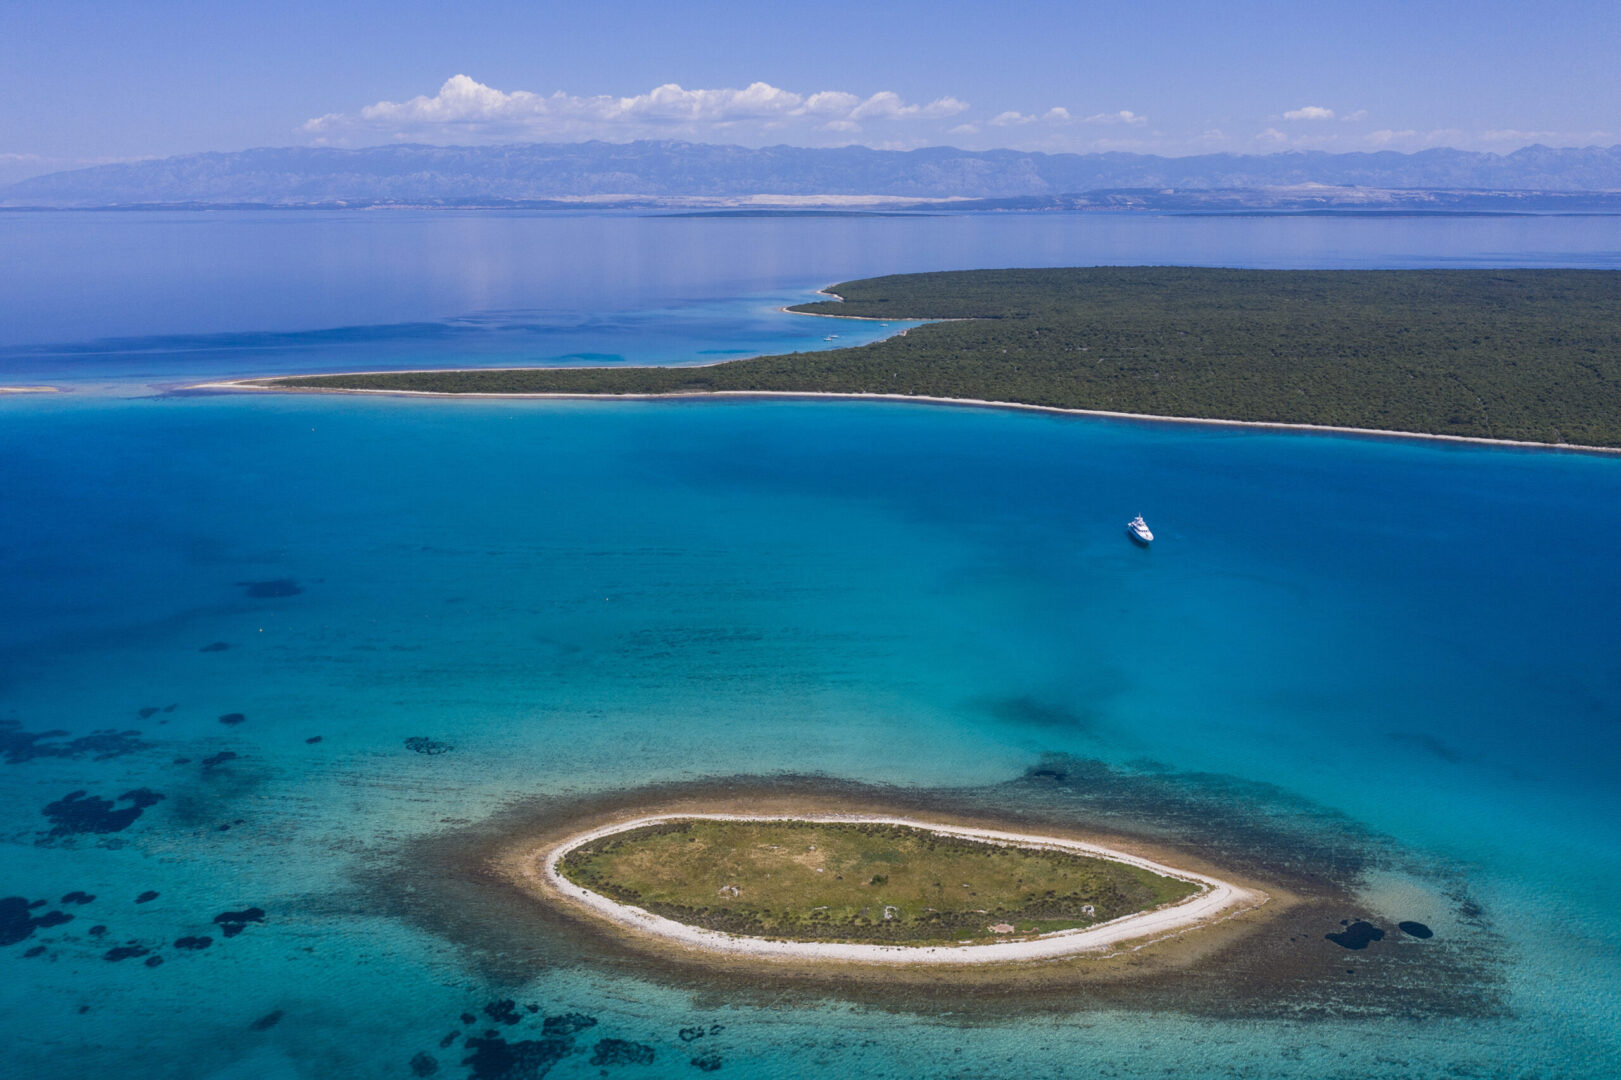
[191,375,1621,456]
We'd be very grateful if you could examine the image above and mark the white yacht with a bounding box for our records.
[1126,514,1154,545]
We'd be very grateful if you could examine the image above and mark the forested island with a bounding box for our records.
[256,267,1621,448]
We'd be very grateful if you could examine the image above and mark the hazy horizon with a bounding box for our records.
[7,110,1618,189]
[5,2,1618,185]
[9,138,1621,208]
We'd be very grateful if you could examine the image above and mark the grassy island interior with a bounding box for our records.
[263,267,1621,448]
[556,819,1200,945]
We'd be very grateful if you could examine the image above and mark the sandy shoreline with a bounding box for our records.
[528,812,1265,966]
[776,290,955,324]
[190,377,1621,456]
[409,777,1494,1012]
[183,290,1620,455]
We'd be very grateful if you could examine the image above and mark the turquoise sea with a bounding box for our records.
[2,209,1619,1078]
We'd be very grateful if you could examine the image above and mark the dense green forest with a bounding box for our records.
[264,268,1621,447]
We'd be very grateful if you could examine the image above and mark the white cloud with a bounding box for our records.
[0,151,160,185]
[1481,127,1614,146]
[991,106,1082,127]
[802,91,860,115]
[0,151,66,184]
[296,77,1617,157]
[1421,128,1469,147]
[304,76,972,146]
[848,91,912,120]
[847,90,966,121]
[923,97,971,118]
[1086,136,1159,151]
[1081,109,1147,125]
[339,76,804,129]
[1256,125,1540,153]
[1353,127,1467,150]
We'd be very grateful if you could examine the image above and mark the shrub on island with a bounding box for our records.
[265,267,1621,448]
[556,819,1199,946]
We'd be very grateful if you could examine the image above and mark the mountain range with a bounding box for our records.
[4,140,1620,209]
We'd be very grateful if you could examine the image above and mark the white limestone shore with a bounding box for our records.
[189,377,1621,456]
[531,813,1267,965]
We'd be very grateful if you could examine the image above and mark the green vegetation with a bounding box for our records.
[264,268,1621,447]
[556,819,1198,945]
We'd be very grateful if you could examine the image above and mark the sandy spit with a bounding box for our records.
[186,296,1620,455]
[529,812,1267,966]
[190,377,1621,457]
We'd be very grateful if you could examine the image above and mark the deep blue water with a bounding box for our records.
[1,210,1619,1078]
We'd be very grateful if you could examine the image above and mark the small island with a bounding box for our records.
[231,267,1621,449]
[561,817,1199,944]
[531,813,1260,965]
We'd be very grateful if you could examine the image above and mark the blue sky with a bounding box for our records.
[2,0,1616,181]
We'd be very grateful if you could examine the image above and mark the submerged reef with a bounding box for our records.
[423,1003,660,1080]
[1,720,148,765]
[249,1010,284,1031]
[40,788,164,837]
[236,579,302,598]
[361,761,1507,1021]
[1,896,76,946]
[1326,920,1387,950]
[590,1039,655,1066]
[103,944,150,962]
[212,907,266,938]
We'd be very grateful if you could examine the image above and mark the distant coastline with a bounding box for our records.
[195,266,1621,455]
[8,137,1621,210]
[192,376,1621,456]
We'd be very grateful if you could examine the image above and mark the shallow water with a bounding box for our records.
[1,210,1619,1078]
